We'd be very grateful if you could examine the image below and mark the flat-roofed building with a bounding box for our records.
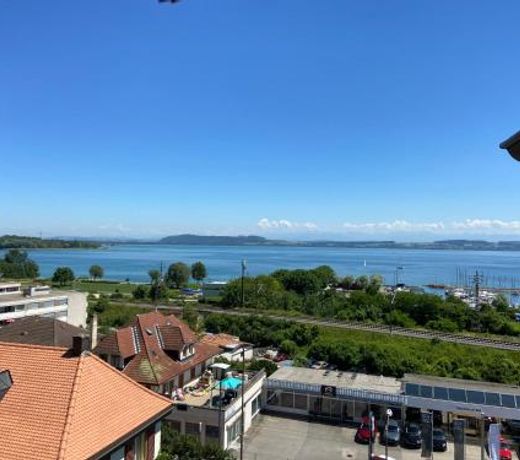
[0,283,87,328]
[264,366,404,423]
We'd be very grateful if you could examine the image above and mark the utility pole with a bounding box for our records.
[241,259,247,308]
[240,347,246,460]
[473,270,483,308]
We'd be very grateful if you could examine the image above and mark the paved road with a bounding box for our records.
[117,301,520,352]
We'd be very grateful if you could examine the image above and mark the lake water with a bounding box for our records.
[9,244,520,288]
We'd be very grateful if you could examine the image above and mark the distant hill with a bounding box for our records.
[0,235,101,249]
[157,235,520,251]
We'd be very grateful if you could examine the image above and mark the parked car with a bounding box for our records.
[380,420,401,446]
[500,437,513,460]
[433,428,448,452]
[355,421,377,444]
[311,360,328,369]
[401,423,422,449]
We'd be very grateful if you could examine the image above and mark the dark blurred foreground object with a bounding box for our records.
[500,130,520,161]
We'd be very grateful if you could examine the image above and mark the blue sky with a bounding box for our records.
[1,0,520,240]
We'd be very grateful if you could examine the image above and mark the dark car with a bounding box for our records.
[433,428,448,452]
[380,420,401,446]
[401,423,422,449]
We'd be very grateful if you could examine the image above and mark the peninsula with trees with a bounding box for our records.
[158,234,520,251]
[0,235,100,249]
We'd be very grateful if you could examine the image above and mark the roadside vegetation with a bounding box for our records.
[219,266,520,337]
[203,313,520,385]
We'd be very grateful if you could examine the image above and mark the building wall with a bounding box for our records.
[0,295,68,323]
[103,421,162,460]
[165,372,265,449]
[60,290,88,327]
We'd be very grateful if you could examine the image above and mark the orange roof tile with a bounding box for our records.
[201,332,247,349]
[0,341,172,460]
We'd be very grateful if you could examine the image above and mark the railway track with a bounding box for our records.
[120,302,520,352]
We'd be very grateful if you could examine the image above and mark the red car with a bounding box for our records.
[355,418,377,444]
[500,438,513,460]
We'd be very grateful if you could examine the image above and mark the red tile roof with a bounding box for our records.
[200,332,248,349]
[0,341,172,460]
[94,312,220,386]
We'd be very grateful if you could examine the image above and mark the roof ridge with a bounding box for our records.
[57,353,85,460]
[136,315,160,386]
[0,340,69,352]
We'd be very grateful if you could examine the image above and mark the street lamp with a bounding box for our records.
[384,408,393,460]
[500,130,520,161]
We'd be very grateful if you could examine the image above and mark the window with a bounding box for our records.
[448,388,466,402]
[419,385,433,399]
[167,420,181,433]
[485,393,500,406]
[266,390,279,406]
[294,394,307,410]
[251,394,261,415]
[205,425,220,444]
[226,417,241,445]
[281,392,294,408]
[185,422,200,439]
[405,383,420,396]
[467,391,485,405]
[501,394,516,408]
[433,387,449,400]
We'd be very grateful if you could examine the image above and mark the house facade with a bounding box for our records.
[94,312,222,394]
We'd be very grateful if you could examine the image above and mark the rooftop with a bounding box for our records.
[95,311,221,386]
[269,367,402,395]
[0,341,172,460]
[402,373,520,395]
[0,316,85,348]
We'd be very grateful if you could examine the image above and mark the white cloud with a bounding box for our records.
[257,218,318,231]
[342,219,520,235]
[451,219,520,231]
[343,220,445,233]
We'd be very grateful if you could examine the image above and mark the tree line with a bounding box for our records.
[219,266,520,337]
[203,313,520,385]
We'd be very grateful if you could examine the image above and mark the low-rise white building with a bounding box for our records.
[0,283,87,328]
[166,367,265,449]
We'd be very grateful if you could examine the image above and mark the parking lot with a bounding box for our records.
[241,414,484,460]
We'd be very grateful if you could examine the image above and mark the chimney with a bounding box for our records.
[90,312,98,349]
[72,335,90,356]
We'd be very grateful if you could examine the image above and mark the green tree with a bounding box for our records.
[311,265,337,288]
[248,358,278,376]
[0,249,39,279]
[89,264,104,281]
[149,281,168,303]
[182,303,200,331]
[132,285,148,300]
[52,266,75,286]
[88,295,110,316]
[280,339,298,357]
[148,269,161,284]
[166,262,191,289]
[191,261,207,284]
[160,423,234,460]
